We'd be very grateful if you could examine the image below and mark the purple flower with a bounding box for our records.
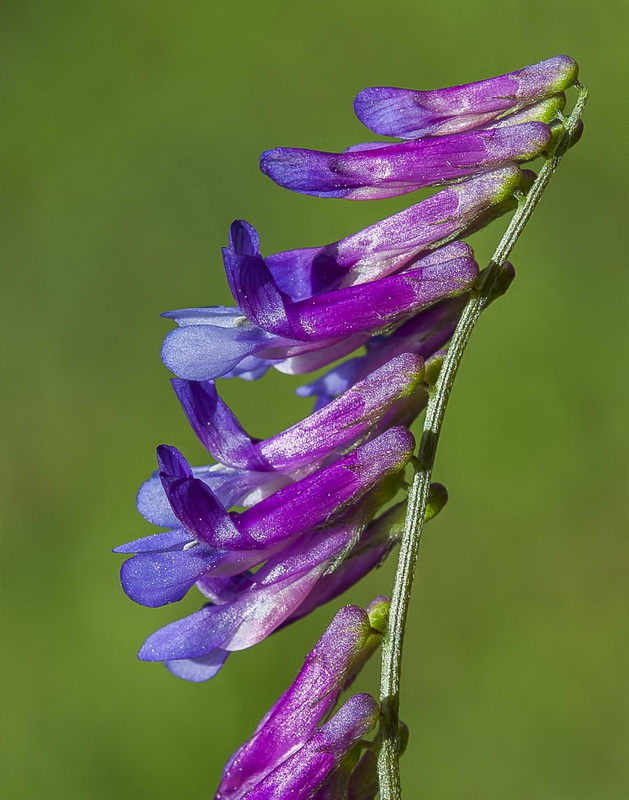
[238,694,379,800]
[137,524,360,678]
[264,165,522,298]
[116,427,414,607]
[161,219,480,380]
[135,350,424,537]
[214,601,388,799]
[225,221,478,341]
[353,55,578,139]
[172,352,424,473]
[134,481,448,683]
[259,123,551,199]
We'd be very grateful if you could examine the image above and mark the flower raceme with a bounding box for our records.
[118,54,579,717]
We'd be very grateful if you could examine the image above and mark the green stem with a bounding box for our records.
[377,85,588,800]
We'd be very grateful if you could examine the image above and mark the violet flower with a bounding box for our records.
[353,55,578,139]
[172,351,424,473]
[214,601,388,800]
[137,524,363,680]
[135,349,424,535]
[224,220,478,342]
[161,170,516,379]
[131,482,446,682]
[264,165,522,297]
[259,123,550,200]
[116,426,414,606]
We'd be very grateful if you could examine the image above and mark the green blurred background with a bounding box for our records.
[2,1,627,798]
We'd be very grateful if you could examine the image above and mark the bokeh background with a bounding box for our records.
[2,1,627,798]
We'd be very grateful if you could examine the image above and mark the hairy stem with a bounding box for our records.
[377,85,588,800]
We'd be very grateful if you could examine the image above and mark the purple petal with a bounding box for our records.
[120,549,219,607]
[284,252,478,341]
[172,380,260,470]
[139,528,353,663]
[238,427,414,547]
[161,316,285,381]
[138,603,239,661]
[157,446,243,548]
[165,650,230,682]
[259,123,551,200]
[113,529,193,554]
[156,444,192,479]
[265,166,520,297]
[223,220,295,338]
[354,55,578,138]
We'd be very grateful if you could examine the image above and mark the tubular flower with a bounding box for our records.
[116,427,414,605]
[353,55,578,139]
[161,220,481,381]
[136,350,424,530]
[260,123,550,200]
[214,600,389,800]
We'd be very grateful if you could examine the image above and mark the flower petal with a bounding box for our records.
[223,220,295,338]
[284,252,477,341]
[161,317,284,381]
[157,446,244,548]
[238,427,414,547]
[165,650,230,682]
[172,379,260,470]
[238,694,378,800]
[120,549,219,607]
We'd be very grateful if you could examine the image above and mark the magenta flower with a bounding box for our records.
[116,426,414,606]
[259,124,550,200]
[353,55,578,139]
[214,601,388,799]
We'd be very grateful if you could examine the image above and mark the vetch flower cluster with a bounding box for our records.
[117,55,584,799]
[214,601,389,799]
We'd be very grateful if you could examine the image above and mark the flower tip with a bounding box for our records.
[155,444,190,478]
[228,219,260,255]
[545,54,579,89]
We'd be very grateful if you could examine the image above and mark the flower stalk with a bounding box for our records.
[377,84,589,800]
